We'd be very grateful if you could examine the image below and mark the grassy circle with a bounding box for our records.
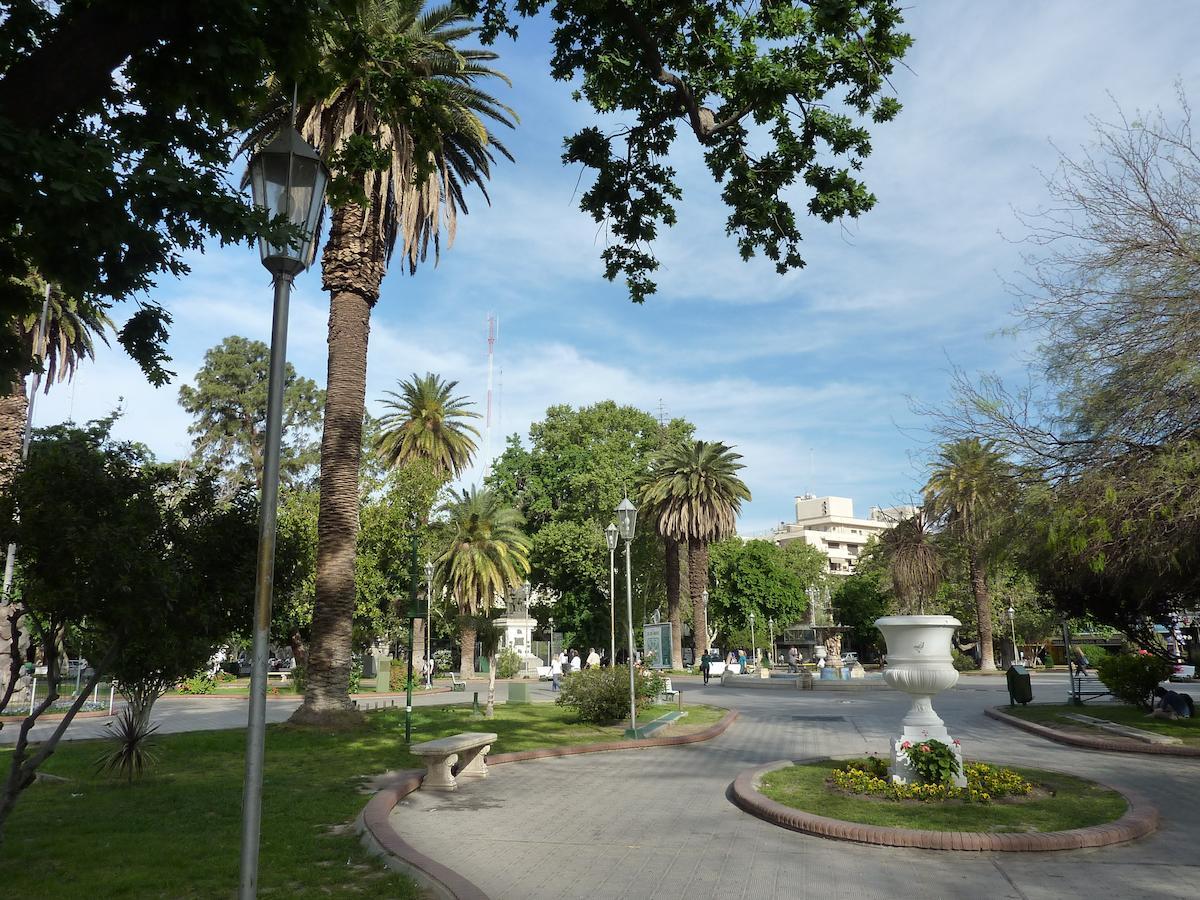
[758,761,1127,833]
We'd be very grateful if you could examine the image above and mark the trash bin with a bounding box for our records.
[1006,664,1032,706]
[375,657,391,693]
[508,682,531,705]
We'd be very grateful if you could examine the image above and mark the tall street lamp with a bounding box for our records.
[768,618,774,666]
[425,561,435,673]
[615,497,638,734]
[749,610,757,671]
[1007,605,1018,662]
[605,523,618,666]
[239,126,328,900]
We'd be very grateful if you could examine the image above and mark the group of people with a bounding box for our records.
[548,647,603,691]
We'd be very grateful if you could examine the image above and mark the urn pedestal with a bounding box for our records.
[875,615,966,787]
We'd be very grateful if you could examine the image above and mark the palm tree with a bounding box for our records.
[433,487,529,715]
[0,281,109,487]
[923,438,1013,671]
[877,511,942,615]
[246,2,515,723]
[374,370,479,670]
[642,440,751,658]
[375,372,480,474]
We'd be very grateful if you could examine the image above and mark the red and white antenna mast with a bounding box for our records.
[484,314,497,478]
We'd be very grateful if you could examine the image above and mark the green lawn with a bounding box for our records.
[1,701,724,898]
[758,762,1126,833]
[1005,703,1200,746]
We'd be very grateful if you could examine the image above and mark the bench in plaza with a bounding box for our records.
[409,732,497,791]
[266,671,291,682]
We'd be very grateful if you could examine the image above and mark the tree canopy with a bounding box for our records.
[466,0,913,301]
[487,401,694,649]
[707,538,822,645]
[178,335,324,496]
[0,0,333,382]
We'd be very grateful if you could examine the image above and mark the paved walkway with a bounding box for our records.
[388,680,1200,900]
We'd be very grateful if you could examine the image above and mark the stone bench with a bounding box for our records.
[410,731,497,791]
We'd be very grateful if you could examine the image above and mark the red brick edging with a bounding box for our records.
[986,706,1200,757]
[357,708,738,898]
[730,758,1158,851]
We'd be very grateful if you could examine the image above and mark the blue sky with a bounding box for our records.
[35,2,1200,533]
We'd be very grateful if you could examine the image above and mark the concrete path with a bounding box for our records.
[388,680,1200,900]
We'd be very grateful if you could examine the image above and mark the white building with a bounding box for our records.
[763,495,916,575]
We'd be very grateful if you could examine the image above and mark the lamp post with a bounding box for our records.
[750,610,757,671]
[239,126,328,900]
[605,523,618,666]
[425,561,434,677]
[615,497,638,734]
[768,618,774,666]
[1007,605,1017,663]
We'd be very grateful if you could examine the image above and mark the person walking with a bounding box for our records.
[550,656,563,692]
[700,650,712,686]
[570,650,582,673]
[787,646,799,674]
[586,647,601,670]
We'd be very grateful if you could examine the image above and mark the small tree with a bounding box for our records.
[0,421,258,835]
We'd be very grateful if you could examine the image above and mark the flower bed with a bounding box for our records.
[830,755,1034,803]
[757,759,1126,834]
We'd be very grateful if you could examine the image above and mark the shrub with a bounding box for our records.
[348,659,363,695]
[901,738,961,785]
[215,670,237,683]
[292,665,307,693]
[1096,653,1173,708]
[178,673,216,695]
[952,649,977,672]
[433,649,452,674]
[557,665,664,724]
[95,708,160,783]
[496,647,523,679]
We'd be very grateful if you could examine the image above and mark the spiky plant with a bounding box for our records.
[95,707,161,784]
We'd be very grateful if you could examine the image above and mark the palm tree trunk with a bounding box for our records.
[486,654,496,718]
[0,379,27,701]
[293,202,383,725]
[459,617,477,679]
[0,379,27,490]
[969,547,997,671]
[412,618,426,668]
[687,538,710,655]
[664,537,685,669]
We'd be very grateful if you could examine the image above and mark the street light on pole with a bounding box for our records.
[615,497,638,735]
[768,618,774,667]
[749,610,757,671]
[425,561,434,676]
[605,523,618,667]
[1007,605,1017,663]
[239,124,327,900]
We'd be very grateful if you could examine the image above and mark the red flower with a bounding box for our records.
[919,744,931,752]
[900,740,912,750]
[952,739,961,746]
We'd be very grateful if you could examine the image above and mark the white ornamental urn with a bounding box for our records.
[875,615,966,787]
